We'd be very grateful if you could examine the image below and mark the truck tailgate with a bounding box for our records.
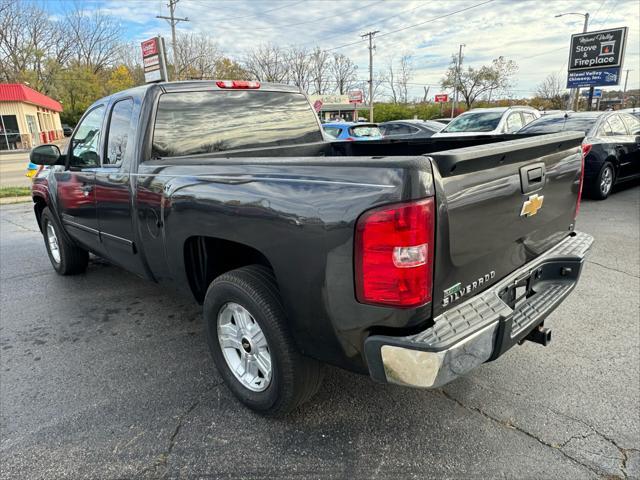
[429,132,584,317]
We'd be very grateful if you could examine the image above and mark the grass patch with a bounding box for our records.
[0,186,31,198]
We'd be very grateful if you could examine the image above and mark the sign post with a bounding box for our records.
[566,27,627,110]
[434,94,448,115]
[141,36,169,83]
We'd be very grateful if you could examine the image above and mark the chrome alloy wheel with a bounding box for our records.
[46,221,61,264]
[600,165,613,196]
[217,302,272,392]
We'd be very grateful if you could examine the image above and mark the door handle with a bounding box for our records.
[520,162,546,194]
[81,185,93,197]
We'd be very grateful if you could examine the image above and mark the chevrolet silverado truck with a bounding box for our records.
[29,81,593,415]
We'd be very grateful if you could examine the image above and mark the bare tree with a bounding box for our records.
[287,47,311,91]
[386,59,398,103]
[0,0,73,91]
[173,33,221,80]
[396,55,413,103]
[330,53,357,95]
[65,4,122,73]
[535,73,565,109]
[309,47,330,95]
[244,44,288,83]
[442,55,518,108]
[360,74,384,105]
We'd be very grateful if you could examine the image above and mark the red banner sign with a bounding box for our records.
[141,38,159,58]
[434,94,449,103]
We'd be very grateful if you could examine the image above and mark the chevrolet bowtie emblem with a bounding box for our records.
[521,194,544,217]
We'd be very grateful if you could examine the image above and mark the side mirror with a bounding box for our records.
[30,144,61,166]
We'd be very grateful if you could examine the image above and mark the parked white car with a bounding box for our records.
[432,106,541,137]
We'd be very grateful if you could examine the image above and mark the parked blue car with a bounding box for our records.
[322,122,383,141]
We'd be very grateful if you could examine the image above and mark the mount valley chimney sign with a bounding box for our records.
[566,27,627,88]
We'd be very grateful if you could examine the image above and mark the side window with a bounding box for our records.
[105,99,134,166]
[70,106,104,168]
[607,115,629,135]
[598,120,614,136]
[323,127,341,138]
[505,112,524,133]
[621,114,640,135]
[522,112,536,125]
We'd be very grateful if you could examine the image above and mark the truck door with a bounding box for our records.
[95,97,147,277]
[56,105,104,254]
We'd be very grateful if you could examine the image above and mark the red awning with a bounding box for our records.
[0,83,63,112]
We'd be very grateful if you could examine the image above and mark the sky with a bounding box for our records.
[46,0,640,100]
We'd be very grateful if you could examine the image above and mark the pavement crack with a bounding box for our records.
[439,389,610,478]
[1,217,38,233]
[586,260,640,279]
[135,380,223,478]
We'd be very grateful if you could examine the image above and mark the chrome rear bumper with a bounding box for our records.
[364,231,594,388]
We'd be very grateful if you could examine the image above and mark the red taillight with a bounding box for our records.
[355,198,435,308]
[215,80,260,89]
[575,144,589,218]
[345,137,355,141]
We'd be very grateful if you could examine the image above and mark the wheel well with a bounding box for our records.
[184,236,274,303]
[33,196,46,232]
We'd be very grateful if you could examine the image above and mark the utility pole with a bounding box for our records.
[157,0,189,80]
[361,31,379,122]
[623,69,632,107]
[451,44,465,119]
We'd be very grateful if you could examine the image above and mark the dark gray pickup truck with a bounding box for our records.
[30,80,593,415]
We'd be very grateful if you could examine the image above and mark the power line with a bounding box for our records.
[185,0,304,22]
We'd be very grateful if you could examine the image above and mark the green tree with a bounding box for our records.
[55,64,102,125]
[106,65,134,94]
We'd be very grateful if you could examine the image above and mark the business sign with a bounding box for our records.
[141,36,169,83]
[566,27,627,88]
[434,94,449,103]
[309,94,349,105]
[581,88,602,98]
[313,100,323,112]
[567,68,621,88]
[348,90,363,103]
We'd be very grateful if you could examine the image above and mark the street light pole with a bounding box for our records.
[556,12,589,111]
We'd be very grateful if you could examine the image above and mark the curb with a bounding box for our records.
[0,196,32,205]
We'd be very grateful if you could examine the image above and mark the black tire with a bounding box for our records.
[40,207,89,275]
[589,161,615,200]
[204,265,324,416]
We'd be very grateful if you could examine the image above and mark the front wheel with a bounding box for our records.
[204,265,324,416]
[40,207,89,275]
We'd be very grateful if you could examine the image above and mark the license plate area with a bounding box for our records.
[498,268,540,311]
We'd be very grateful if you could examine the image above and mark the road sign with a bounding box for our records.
[566,27,627,88]
[567,68,620,88]
[141,37,168,83]
[313,100,323,112]
[434,94,449,103]
[581,88,602,98]
[348,90,363,103]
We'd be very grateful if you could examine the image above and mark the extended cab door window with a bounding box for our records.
[104,98,134,167]
[70,106,105,168]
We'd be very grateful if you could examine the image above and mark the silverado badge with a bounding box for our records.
[520,194,544,217]
[442,271,496,307]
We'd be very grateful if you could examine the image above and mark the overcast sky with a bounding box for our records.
[49,0,639,100]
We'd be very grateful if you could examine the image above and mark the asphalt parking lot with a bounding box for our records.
[1,184,638,479]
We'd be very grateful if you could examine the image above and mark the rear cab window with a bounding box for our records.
[152,90,323,157]
[348,125,381,138]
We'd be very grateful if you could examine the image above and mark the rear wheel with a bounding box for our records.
[40,207,88,275]
[204,265,324,415]
[590,162,615,200]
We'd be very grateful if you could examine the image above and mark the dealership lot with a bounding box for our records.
[0,185,638,479]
